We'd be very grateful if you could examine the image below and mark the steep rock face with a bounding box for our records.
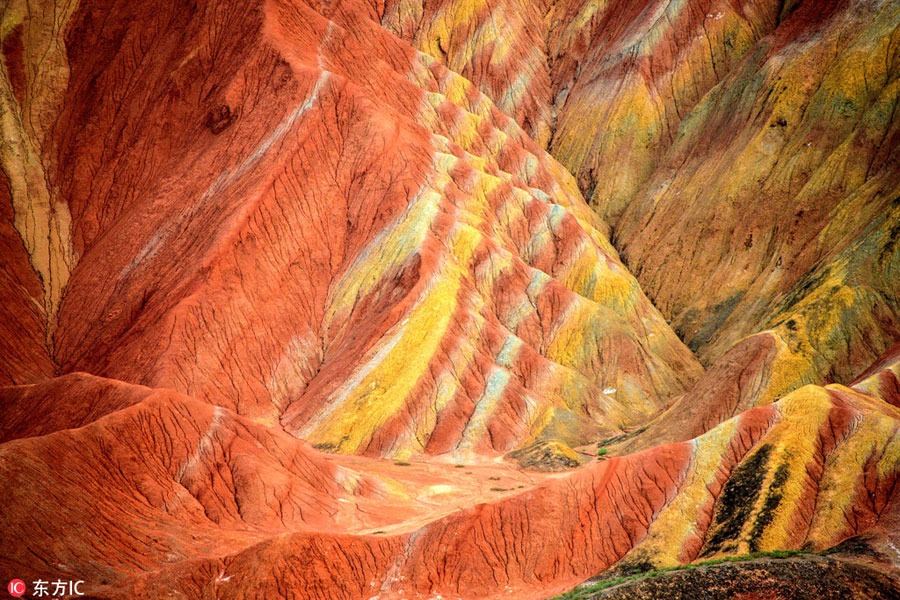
[0,0,76,329]
[379,0,900,399]
[2,0,703,460]
[615,332,794,453]
[618,332,900,454]
[617,0,900,370]
[0,171,54,385]
[0,0,899,599]
[853,342,900,407]
[381,0,557,145]
[547,0,784,222]
[378,0,786,225]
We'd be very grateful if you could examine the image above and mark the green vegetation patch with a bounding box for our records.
[748,461,790,551]
[701,444,772,556]
[549,549,811,599]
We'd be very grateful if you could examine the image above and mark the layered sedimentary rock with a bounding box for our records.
[0,176,54,385]
[619,334,900,454]
[853,343,900,408]
[379,0,787,221]
[9,0,703,460]
[616,0,900,375]
[1,0,899,599]
[2,372,899,599]
[381,0,900,397]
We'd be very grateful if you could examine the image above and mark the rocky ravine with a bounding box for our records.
[1,1,899,599]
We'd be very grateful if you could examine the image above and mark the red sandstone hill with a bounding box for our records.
[1,0,899,598]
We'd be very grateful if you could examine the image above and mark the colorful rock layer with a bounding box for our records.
[2,0,702,459]
[1,0,899,599]
[2,372,899,599]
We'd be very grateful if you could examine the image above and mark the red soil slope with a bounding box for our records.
[2,373,899,599]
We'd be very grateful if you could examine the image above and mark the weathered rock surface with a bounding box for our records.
[616,0,900,375]
[0,0,899,599]
[2,372,899,599]
[507,438,584,471]
[381,0,900,394]
[0,174,54,385]
[575,555,900,600]
[1,0,704,460]
[853,342,900,408]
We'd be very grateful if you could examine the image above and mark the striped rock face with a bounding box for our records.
[1,0,899,599]
[380,0,900,403]
[2,374,899,599]
[3,0,701,458]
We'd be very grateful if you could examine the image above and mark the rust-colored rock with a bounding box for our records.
[853,342,900,408]
[2,373,899,599]
[7,0,701,460]
[1,0,899,598]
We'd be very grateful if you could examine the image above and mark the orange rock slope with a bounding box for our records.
[1,0,899,599]
[38,0,701,457]
[3,372,899,599]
